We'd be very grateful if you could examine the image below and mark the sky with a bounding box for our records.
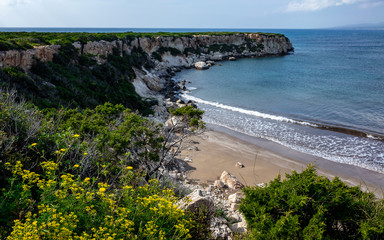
[0,0,383,29]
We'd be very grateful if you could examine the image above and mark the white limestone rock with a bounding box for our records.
[220,171,244,190]
[194,61,209,70]
[228,193,242,204]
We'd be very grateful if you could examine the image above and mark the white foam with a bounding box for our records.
[367,134,381,140]
[182,93,318,127]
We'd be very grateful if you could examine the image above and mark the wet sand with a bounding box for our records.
[182,125,384,197]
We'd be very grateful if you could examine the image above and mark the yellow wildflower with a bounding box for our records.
[73,134,80,138]
[31,143,37,146]
[99,187,106,193]
[60,148,66,152]
[74,164,79,168]
[84,152,88,155]
[126,166,133,170]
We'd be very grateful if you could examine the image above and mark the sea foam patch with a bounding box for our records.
[182,93,318,127]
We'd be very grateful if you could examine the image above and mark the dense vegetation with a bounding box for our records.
[0,89,205,239]
[240,165,384,239]
[0,31,285,51]
[0,44,154,112]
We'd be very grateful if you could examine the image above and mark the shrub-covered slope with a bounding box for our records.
[0,90,205,239]
[0,44,153,113]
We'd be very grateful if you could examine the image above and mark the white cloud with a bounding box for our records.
[0,0,33,7]
[286,0,364,11]
[359,1,384,8]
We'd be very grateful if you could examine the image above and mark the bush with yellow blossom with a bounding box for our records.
[5,160,194,239]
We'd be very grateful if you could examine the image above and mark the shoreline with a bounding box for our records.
[182,124,384,197]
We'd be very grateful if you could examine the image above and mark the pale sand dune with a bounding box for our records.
[182,128,384,197]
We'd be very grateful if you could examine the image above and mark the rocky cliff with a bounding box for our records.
[0,33,293,72]
[77,33,293,70]
[0,45,60,70]
[0,33,293,113]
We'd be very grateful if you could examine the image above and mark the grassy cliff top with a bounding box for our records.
[0,31,286,51]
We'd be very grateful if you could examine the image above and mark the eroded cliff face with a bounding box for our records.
[0,45,61,70]
[0,33,293,71]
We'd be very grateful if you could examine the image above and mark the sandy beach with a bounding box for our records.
[182,125,384,197]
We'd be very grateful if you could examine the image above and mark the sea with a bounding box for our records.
[1,28,384,173]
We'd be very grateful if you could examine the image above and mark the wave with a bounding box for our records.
[181,93,318,127]
[181,93,384,141]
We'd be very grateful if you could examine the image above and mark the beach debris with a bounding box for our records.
[194,61,210,70]
[257,183,266,188]
[184,156,193,162]
[235,162,245,168]
[229,56,236,61]
[220,171,244,190]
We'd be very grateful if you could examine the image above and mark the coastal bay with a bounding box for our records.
[2,29,384,238]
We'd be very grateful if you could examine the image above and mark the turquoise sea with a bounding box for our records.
[175,29,384,173]
[1,28,384,173]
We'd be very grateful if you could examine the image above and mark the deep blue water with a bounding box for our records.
[174,29,384,173]
[1,28,384,173]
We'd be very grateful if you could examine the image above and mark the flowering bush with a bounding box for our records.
[0,90,205,239]
[6,160,194,239]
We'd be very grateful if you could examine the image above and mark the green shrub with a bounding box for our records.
[170,106,205,129]
[240,165,384,239]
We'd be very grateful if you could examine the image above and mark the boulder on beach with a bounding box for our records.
[194,61,209,70]
[220,171,244,190]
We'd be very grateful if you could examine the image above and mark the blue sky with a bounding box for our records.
[0,0,383,28]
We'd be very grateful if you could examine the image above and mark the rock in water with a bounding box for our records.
[194,61,209,70]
